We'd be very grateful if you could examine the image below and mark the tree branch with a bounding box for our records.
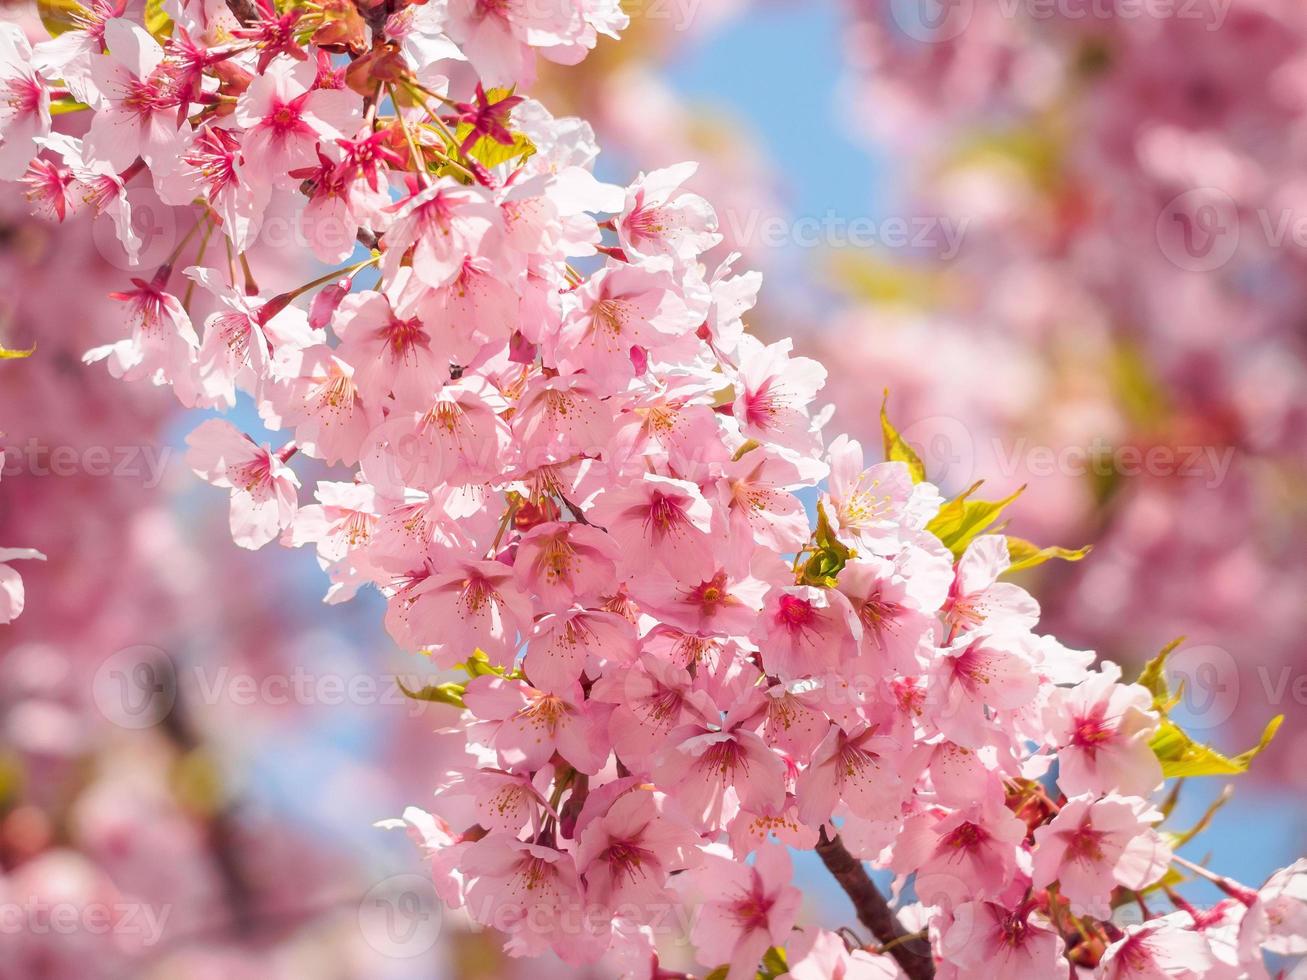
[815,829,935,980]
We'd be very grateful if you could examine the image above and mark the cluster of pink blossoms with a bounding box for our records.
[1,0,1304,977]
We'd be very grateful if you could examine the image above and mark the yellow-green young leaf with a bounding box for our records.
[462,128,535,170]
[1168,784,1233,849]
[926,482,1024,558]
[456,650,505,678]
[880,391,926,483]
[396,678,466,708]
[452,88,536,170]
[1149,715,1283,779]
[760,947,788,978]
[799,500,853,586]
[37,0,86,37]
[145,0,174,41]
[0,344,34,359]
[1134,636,1186,712]
[1004,537,1092,575]
[49,99,89,116]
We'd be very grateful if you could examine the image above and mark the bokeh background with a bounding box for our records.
[1,0,1304,975]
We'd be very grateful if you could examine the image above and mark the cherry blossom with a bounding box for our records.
[3,7,1303,978]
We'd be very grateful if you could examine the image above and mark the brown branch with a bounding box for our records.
[223,0,260,25]
[815,829,935,980]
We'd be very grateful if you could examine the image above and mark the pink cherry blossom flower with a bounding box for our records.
[375,806,470,909]
[588,473,717,581]
[276,346,372,466]
[591,653,718,771]
[929,630,1041,748]
[525,606,635,693]
[404,375,514,485]
[654,722,786,832]
[633,553,778,638]
[460,835,594,961]
[0,547,46,624]
[786,927,901,980]
[463,675,608,774]
[82,19,181,172]
[513,521,620,612]
[382,178,504,289]
[556,263,702,387]
[435,766,551,836]
[233,57,360,181]
[838,549,952,673]
[617,161,721,262]
[1253,859,1307,955]
[512,373,614,460]
[184,418,299,550]
[939,901,1068,979]
[1044,662,1164,799]
[395,557,532,666]
[825,434,943,554]
[188,266,320,407]
[750,585,862,680]
[942,534,1040,639]
[1098,920,1214,980]
[31,0,127,105]
[732,334,827,449]
[85,268,198,393]
[685,844,801,980]
[892,800,1028,907]
[38,133,140,263]
[1031,794,1171,915]
[332,286,446,413]
[174,124,271,253]
[444,0,582,86]
[289,481,379,565]
[0,25,51,180]
[719,446,824,554]
[795,724,904,827]
[574,786,700,915]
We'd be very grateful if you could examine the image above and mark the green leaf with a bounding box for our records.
[1168,784,1233,849]
[145,0,174,41]
[703,947,787,980]
[1134,636,1186,712]
[760,947,788,978]
[0,344,34,359]
[926,482,1024,558]
[37,0,86,38]
[1004,536,1092,575]
[452,88,536,171]
[49,99,89,116]
[396,678,466,708]
[799,500,853,586]
[880,391,926,483]
[1135,639,1282,780]
[457,650,505,678]
[1149,714,1282,779]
